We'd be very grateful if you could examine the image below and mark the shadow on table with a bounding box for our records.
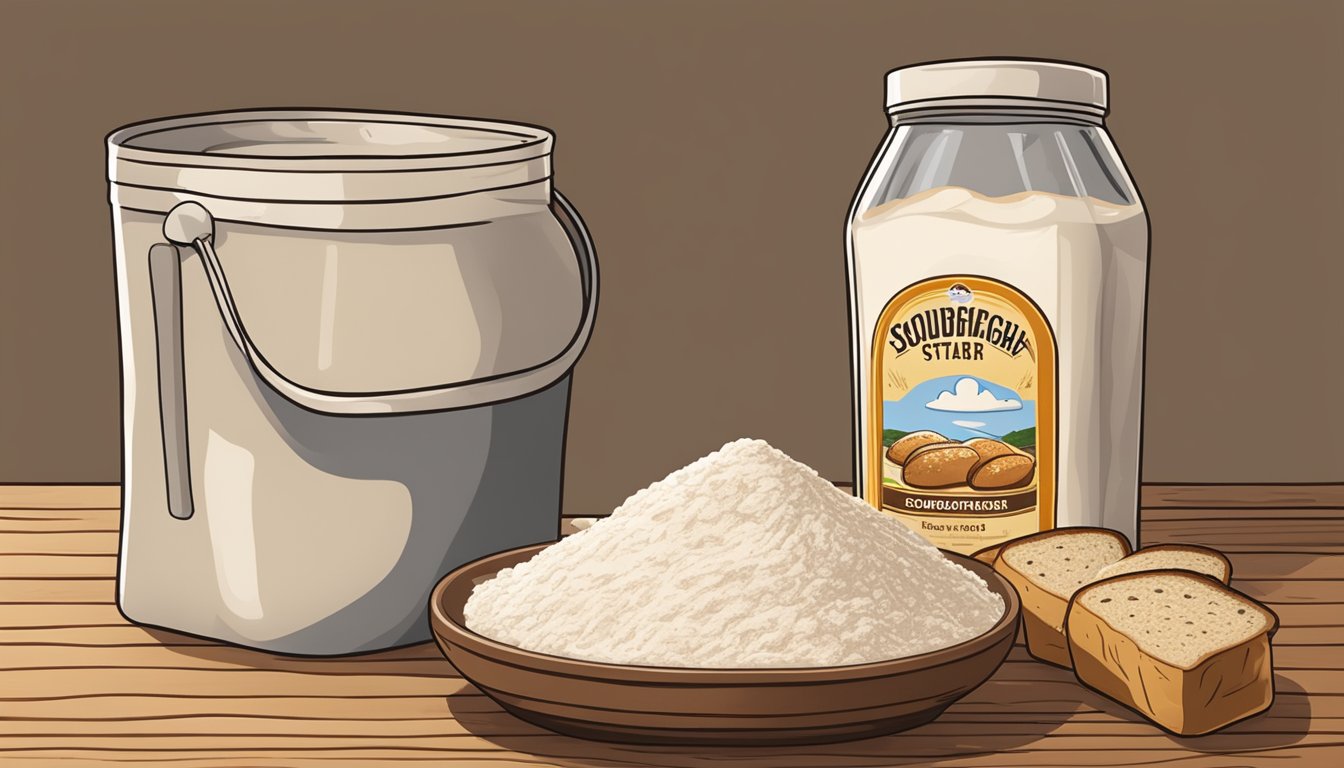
[139,626,1311,763]
[446,667,1083,768]
[1165,674,1312,753]
[142,627,444,667]
[448,669,1314,767]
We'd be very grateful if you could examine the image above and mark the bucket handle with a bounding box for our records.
[160,194,598,415]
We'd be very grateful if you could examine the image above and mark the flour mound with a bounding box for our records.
[464,438,1005,668]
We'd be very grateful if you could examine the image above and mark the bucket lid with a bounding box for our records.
[107,110,555,230]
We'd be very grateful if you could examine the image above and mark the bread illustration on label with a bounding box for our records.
[963,437,1017,463]
[1066,570,1277,736]
[893,435,1037,492]
[885,430,949,465]
[969,454,1035,490]
[901,443,980,489]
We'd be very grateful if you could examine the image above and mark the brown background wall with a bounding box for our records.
[1,0,1340,513]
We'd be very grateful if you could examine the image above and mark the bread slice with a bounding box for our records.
[1066,570,1277,736]
[970,543,1004,566]
[1095,544,1232,584]
[993,528,1132,667]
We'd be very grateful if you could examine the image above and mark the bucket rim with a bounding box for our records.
[107,108,554,171]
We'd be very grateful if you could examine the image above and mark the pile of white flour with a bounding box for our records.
[464,439,1005,668]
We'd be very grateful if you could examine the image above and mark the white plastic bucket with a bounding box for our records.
[107,110,597,655]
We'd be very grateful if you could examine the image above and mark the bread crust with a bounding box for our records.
[970,543,1003,566]
[1103,544,1233,584]
[902,444,979,489]
[1065,569,1279,736]
[992,527,1132,668]
[968,454,1035,490]
[963,437,1016,463]
[885,431,949,465]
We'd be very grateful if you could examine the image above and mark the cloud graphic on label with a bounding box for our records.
[953,420,987,428]
[926,378,1022,412]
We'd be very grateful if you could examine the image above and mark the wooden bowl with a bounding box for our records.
[429,544,1020,746]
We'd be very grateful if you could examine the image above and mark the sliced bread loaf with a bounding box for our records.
[1094,544,1232,584]
[1066,570,1277,735]
[993,528,1132,667]
[970,543,1004,566]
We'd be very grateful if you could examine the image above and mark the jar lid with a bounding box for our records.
[885,59,1107,116]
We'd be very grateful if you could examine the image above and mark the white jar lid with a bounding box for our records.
[885,59,1107,116]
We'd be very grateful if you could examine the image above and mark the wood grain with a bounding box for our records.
[1139,484,1344,509]
[0,484,1339,766]
[0,485,120,509]
[1141,517,1344,552]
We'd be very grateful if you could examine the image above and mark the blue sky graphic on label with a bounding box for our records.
[884,375,1035,441]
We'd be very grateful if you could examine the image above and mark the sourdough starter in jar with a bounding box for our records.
[845,60,1148,554]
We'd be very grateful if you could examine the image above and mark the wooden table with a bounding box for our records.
[1,484,1340,766]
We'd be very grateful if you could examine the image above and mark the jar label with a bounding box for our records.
[866,276,1056,554]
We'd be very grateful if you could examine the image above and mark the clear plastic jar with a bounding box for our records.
[846,60,1148,553]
